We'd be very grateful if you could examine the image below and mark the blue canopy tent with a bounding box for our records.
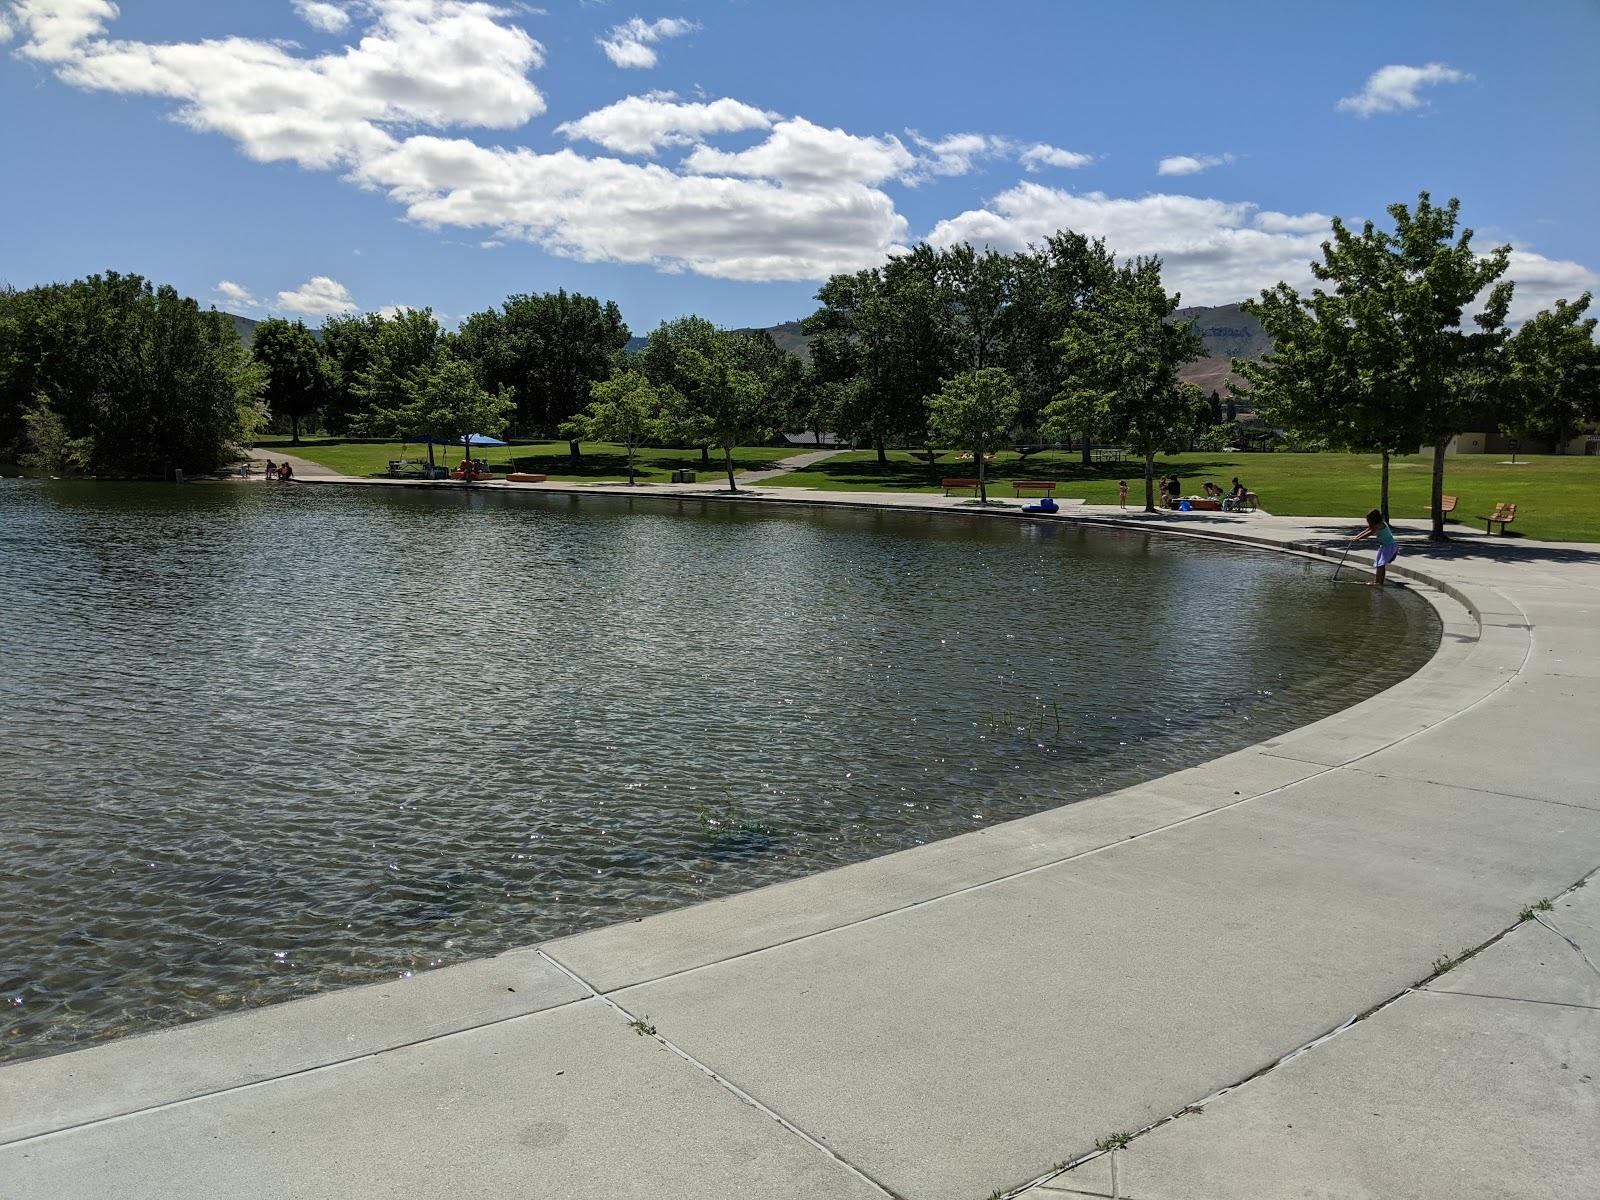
[409,433,509,476]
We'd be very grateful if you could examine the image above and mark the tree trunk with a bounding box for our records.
[724,443,737,492]
[875,432,887,466]
[627,444,635,486]
[1380,450,1391,521]
[700,444,711,467]
[1081,433,1092,466]
[977,437,987,504]
[291,413,300,444]
[1144,451,1157,513]
[1557,407,1569,454]
[1430,439,1449,540]
[568,440,581,463]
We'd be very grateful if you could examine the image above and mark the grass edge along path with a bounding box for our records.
[761,449,1600,543]
[255,438,812,485]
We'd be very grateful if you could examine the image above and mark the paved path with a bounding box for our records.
[3,482,1598,1199]
[734,445,840,484]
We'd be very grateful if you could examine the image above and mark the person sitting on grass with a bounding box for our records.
[1350,509,1399,588]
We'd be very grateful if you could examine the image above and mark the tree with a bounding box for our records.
[1507,293,1599,453]
[1045,259,1203,512]
[636,315,722,464]
[251,318,323,443]
[1,272,262,476]
[351,308,444,429]
[1005,233,1118,459]
[661,338,773,492]
[1248,193,1511,537]
[807,250,951,463]
[454,290,629,455]
[561,369,668,485]
[360,350,513,452]
[927,367,1020,504]
[319,312,383,434]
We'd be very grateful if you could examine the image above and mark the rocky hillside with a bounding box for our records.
[1174,302,1269,399]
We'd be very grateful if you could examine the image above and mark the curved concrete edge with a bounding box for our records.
[1,484,1511,1141]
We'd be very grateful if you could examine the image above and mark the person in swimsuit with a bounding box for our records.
[1350,508,1398,587]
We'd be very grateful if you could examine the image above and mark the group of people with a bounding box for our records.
[1116,475,1251,511]
[262,459,293,481]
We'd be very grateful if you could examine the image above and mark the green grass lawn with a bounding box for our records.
[765,449,1600,542]
[256,438,808,484]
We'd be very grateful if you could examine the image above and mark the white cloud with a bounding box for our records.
[1156,152,1235,177]
[1020,143,1093,171]
[0,11,14,43]
[927,184,1335,306]
[1336,62,1470,117]
[555,92,773,155]
[276,276,358,316]
[682,117,917,189]
[597,16,696,69]
[21,0,547,169]
[1504,250,1600,325]
[7,0,118,61]
[292,1,350,34]
[909,131,1010,177]
[214,279,260,309]
[356,136,909,281]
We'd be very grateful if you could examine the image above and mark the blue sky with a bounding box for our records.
[2,0,1596,334]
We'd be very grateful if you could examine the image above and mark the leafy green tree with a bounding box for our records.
[636,315,722,464]
[1045,259,1203,512]
[1507,293,1599,453]
[2,273,262,476]
[454,290,629,454]
[807,250,951,463]
[318,312,383,434]
[251,318,323,443]
[561,369,669,485]
[351,308,445,426]
[1248,193,1511,537]
[1005,233,1118,458]
[660,339,773,492]
[360,350,513,451]
[927,367,1021,504]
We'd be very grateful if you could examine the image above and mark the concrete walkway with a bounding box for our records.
[3,481,1598,1199]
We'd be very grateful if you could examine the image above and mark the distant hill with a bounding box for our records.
[624,318,812,360]
[1173,303,1269,400]
[224,313,259,346]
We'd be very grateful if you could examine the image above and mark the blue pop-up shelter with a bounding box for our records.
[411,433,509,473]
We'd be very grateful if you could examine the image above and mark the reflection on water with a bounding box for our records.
[0,480,1440,1060]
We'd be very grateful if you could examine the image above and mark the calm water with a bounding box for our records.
[0,480,1439,1061]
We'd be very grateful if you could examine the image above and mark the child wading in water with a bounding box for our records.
[1118,479,1128,509]
[1350,509,1398,587]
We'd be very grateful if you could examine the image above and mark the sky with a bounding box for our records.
[2,0,1597,334]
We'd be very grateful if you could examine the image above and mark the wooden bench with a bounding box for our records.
[942,477,983,496]
[1011,480,1058,497]
[1481,502,1518,534]
[1441,494,1458,514]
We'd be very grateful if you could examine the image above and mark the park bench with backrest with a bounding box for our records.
[1011,480,1057,497]
[942,477,983,496]
[1481,502,1518,534]
[1441,495,1458,515]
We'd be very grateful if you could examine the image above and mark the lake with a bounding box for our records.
[0,479,1440,1060]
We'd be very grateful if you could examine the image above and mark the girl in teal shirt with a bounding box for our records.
[1351,509,1399,587]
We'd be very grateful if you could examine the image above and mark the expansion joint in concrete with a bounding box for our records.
[534,951,904,1200]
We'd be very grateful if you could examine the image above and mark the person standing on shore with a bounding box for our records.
[1118,479,1128,509]
[1350,509,1398,587]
